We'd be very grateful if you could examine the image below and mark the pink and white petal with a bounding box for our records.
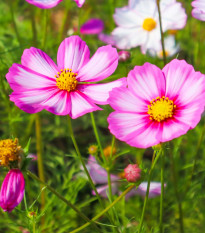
[114,6,143,28]
[108,112,161,148]
[161,1,187,31]
[77,45,118,82]
[192,9,205,21]
[21,47,58,78]
[127,63,166,103]
[98,33,116,46]
[108,87,147,113]
[69,91,102,119]
[77,78,127,105]
[92,183,119,198]
[73,0,85,8]
[42,90,72,115]
[6,64,56,92]
[163,59,205,103]
[137,182,162,198]
[25,0,63,9]
[57,36,90,72]
[112,27,146,50]
[9,87,59,114]
[192,0,205,9]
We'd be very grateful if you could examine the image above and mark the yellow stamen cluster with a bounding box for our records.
[56,69,78,92]
[142,18,157,31]
[148,96,176,122]
[0,139,21,167]
[159,50,169,58]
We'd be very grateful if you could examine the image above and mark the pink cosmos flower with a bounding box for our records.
[108,59,205,148]
[80,19,104,35]
[0,169,25,212]
[6,36,126,119]
[192,0,205,21]
[25,0,85,9]
[87,155,162,199]
[112,0,187,53]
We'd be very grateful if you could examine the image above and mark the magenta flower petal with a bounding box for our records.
[69,91,102,119]
[21,47,59,78]
[57,36,90,72]
[77,78,127,105]
[25,0,63,9]
[73,0,85,7]
[108,59,205,148]
[0,169,25,212]
[80,19,104,35]
[77,45,118,82]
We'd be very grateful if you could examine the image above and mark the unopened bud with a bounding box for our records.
[124,164,141,183]
[118,51,130,62]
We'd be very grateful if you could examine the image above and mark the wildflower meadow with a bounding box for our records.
[1,0,205,232]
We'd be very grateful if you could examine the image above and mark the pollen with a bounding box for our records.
[0,139,21,167]
[159,50,169,58]
[142,18,157,31]
[147,96,176,122]
[56,68,78,92]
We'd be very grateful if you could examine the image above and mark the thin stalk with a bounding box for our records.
[42,10,48,49]
[35,113,45,214]
[138,149,161,233]
[30,6,38,47]
[170,152,184,233]
[8,0,22,46]
[186,120,205,192]
[33,220,36,233]
[27,170,101,232]
[156,0,167,66]
[90,112,106,164]
[67,116,105,209]
[70,185,135,233]
[58,2,70,42]
[159,149,165,233]
[107,169,113,201]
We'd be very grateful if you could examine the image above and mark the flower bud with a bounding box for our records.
[118,51,130,62]
[124,164,141,183]
[0,169,25,212]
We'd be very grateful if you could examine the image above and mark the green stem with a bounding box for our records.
[186,119,205,192]
[8,0,22,46]
[157,0,167,66]
[90,112,106,164]
[107,168,113,201]
[42,10,48,49]
[35,114,45,213]
[170,151,184,233]
[138,149,161,233]
[30,6,38,47]
[58,3,70,43]
[70,185,135,233]
[159,148,165,233]
[67,116,105,209]
[33,219,36,233]
[27,170,100,232]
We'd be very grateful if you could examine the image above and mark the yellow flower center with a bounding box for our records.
[148,96,176,122]
[142,18,157,31]
[56,69,78,92]
[159,50,169,58]
[0,139,21,167]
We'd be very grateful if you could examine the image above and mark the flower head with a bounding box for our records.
[80,19,104,35]
[0,139,21,167]
[124,164,141,183]
[112,0,187,53]
[25,0,85,8]
[6,36,126,119]
[108,59,205,148]
[192,0,205,21]
[0,169,25,212]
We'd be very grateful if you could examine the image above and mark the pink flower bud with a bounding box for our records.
[124,164,141,183]
[0,169,25,212]
[118,51,130,62]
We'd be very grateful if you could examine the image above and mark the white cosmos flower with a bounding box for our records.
[148,35,180,58]
[112,0,187,53]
